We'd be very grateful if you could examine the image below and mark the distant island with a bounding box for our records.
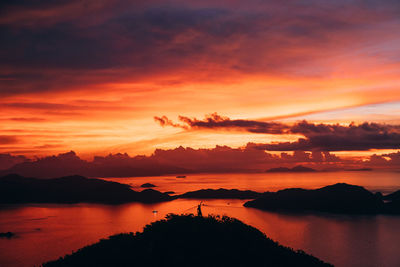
[0,174,171,204]
[43,214,332,267]
[0,232,15,239]
[244,183,400,214]
[176,188,263,199]
[266,165,316,173]
[345,168,373,171]
[140,183,156,188]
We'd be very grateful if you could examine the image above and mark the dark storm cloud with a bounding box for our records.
[155,113,289,134]
[0,5,265,71]
[156,114,400,151]
[0,5,236,69]
[280,121,400,151]
[1,0,400,95]
[0,4,249,94]
[250,133,400,151]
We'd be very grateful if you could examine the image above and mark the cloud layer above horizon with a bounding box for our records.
[2,147,400,177]
[155,113,400,151]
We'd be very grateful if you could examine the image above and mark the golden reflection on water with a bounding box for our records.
[1,199,400,267]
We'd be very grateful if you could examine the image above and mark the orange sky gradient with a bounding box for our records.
[1,0,400,169]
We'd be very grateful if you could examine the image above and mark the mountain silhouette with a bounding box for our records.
[177,188,263,199]
[0,174,171,204]
[140,183,156,188]
[266,165,317,172]
[244,183,384,214]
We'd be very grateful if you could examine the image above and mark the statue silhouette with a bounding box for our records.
[197,202,203,216]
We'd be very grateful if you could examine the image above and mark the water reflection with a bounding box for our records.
[1,171,400,267]
[1,200,400,267]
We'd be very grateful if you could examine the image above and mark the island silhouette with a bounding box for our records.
[176,188,263,199]
[266,165,317,172]
[244,183,384,214]
[140,183,157,188]
[0,232,15,239]
[1,174,399,214]
[0,174,171,204]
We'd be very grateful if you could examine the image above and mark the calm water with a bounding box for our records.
[1,171,400,267]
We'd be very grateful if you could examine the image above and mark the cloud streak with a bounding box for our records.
[155,113,290,134]
[0,135,19,145]
[156,114,400,151]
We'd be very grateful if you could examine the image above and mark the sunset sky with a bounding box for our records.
[1,0,400,170]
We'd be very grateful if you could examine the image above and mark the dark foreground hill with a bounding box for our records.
[43,214,332,267]
[244,183,384,214]
[0,174,172,204]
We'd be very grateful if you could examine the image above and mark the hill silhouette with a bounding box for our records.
[43,214,332,267]
[177,188,263,199]
[266,165,316,172]
[383,190,400,214]
[244,183,383,214]
[0,174,171,204]
[384,190,400,202]
[140,183,156,188]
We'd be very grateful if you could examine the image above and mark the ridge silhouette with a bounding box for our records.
[0,174,171,204]
[43,214,332,267]
[244,183,384,213]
